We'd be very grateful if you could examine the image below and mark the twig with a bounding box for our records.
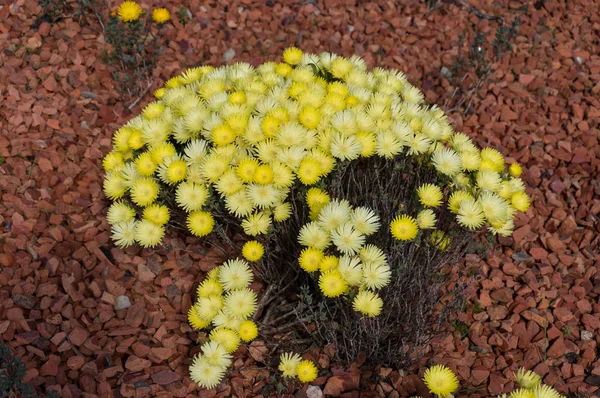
[253,284,276,321]
[451,0,505,26]
[127,80,154,110]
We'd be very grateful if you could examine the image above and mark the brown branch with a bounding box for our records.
[449,0,505,26]
[127,80,154,110]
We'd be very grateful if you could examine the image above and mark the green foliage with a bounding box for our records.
[451,319,469,338]
[36,0,106,26]
[104,14,161,99]
[0,343,58,398]
[177,5,190,25]
[37,0,72,23]
[443,14,520,115]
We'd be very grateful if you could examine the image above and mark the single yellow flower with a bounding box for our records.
[117,1,142,22]
[509,162,523,177]
[296,360,318,383]
[152,7,171,24]
[423,364,459,397]
[242,240,264,262]
[282,47,303,65]
[390,214,419,241]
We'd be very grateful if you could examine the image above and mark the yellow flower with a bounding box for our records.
[189,355,225,389]
[209,328,241,353]
[299,248,324,272]
[103,151,124,172]
[130,178,159,207]
[352,290,383,317]
[430,230,450,251]
[390,215,419,241]
[238,320,259,342]
[152,7,170,23]
[511,191,530,212]
[253,164,274,185]
[417,183,443,208]
[509,162,523,177]
[515,367,542,389]
[510,389,535,398]
[188,305,210,330]
[422,364,459,397]
[134,219,164,248]
[319,270,347,297]
[154,88,166,99]
[456,198,485,230]
[296,360,318,383]
[242,240,264,262]
[143,204,170,225]
[117,1,142,22]
[282,47,303,65]
[187,211,215,237]
[531,384,562,398]
[279,352,302,377]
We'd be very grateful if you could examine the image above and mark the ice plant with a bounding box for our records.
[101,47,532,389]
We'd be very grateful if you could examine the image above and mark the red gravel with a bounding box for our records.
[1,0,599,397]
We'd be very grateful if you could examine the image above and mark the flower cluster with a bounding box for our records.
[116,1,170,23]
[298,189,388,317]
[103,47,529,251]
[187,259,259,388]
[278,353,318,383]
[102,47,532,388]
[421,365,564,398]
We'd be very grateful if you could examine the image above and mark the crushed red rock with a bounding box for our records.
[0,0,599,397]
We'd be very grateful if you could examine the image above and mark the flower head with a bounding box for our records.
[531,384,562,398]
[152,7,170,23]
[299,248,324,272]
[456,199,485,230]
[319,270,347,297]
[417,183,443,208]
[416,209,437,229]
[117,1,142,22]
[209,328,241,353]
[187,211,215,237]
[422,364,459,397]
[188,305,210,330]
[283,47,303,65]
[218,259,253,290]
[511,191,530,212]
[241,211,272,236]
[352,290,383,317]
[111,220,137,248]
[515,367,542,389]
[107,202,135,225]
[510,389,535,398]
[298,222,330,250]
[224,288,257,319]
[238,320,259,342]
[390,215,419,241]
[509,162,523,177]
[242,240,264,262]
[279,352,302,377]
[189,355,225,389]
[351,207,381,235]
[362,262,391,290]
[134,219,164,248]
[331,223,365,255]
[201,341,232,368]
[296,360,318,383]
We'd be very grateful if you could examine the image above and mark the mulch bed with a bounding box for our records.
[0,0,599,396]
